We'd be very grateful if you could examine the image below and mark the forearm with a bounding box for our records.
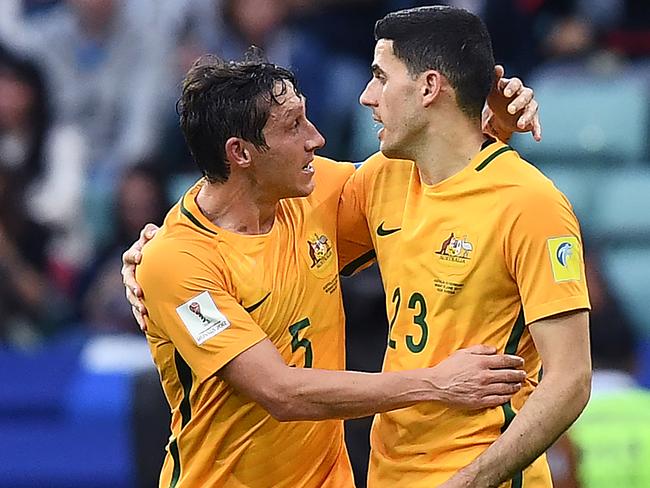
[222,339,526,423]
[458,371,590,487]
[265,366,436,421]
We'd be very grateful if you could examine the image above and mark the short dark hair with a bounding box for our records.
[178,48,300,183]
[375,6,494,120]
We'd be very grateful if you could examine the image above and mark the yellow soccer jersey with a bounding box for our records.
[137,156,356,488]
[339,140,591,488]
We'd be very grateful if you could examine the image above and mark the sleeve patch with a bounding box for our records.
[547,236,582,282]
[176,291,231,345]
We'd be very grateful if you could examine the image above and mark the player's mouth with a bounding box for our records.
[301,160,314,174]
[372,116,385,140]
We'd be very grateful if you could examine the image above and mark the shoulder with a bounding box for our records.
[138,209,226,290]
[313,155,355,173]
[305,156,356,204]
[489,149,572,212]
[312,155,355,184]
[517,172,572,214]
[348,152,413,195]
[490,159,580,240]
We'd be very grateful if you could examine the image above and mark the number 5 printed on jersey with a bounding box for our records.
[288,318,313,367]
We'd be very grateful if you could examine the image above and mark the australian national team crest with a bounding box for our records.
[307,233,333,269]
[435,232,475,264]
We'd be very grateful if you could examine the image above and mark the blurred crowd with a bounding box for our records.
[0,0,648,344]
[0,1,649,487]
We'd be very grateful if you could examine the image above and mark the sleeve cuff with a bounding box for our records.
[524,296,591,325]
[195,332,268,383]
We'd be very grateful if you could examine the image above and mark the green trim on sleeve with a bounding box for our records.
[167,350,194,487]
[168,438,181,488]
[174,350,193,428]
[500,312,526,488]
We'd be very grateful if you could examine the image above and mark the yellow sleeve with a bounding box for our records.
[138,240,267,383]
[504,189,591,324]
[337,162,376,276]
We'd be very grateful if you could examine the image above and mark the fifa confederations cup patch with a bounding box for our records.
[547,236,581,282]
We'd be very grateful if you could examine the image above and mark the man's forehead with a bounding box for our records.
[266,90,304,127]
[272,79,295,96]
[272,88,304,114]
[373,39,394,61]
[372,39,402,73]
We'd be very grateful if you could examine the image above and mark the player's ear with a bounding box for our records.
[225,137,252,169]
[421,70,443,107]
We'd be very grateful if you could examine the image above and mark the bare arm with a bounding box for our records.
[441,310,591,488]
[221,338,526,422]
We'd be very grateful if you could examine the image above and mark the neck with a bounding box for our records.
[412,113,485,186]
[196,176,278,235]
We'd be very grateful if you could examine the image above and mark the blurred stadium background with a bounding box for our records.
[0,0,648,487]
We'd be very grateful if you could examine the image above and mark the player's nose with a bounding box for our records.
[305,119,325,151]
[359,80,377,108]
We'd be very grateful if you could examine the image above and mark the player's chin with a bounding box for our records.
[379,142,401,160]
[301,180,316,196]
[291,179,315,198]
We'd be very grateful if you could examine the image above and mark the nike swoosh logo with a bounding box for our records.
[377,222,401,236]
[243,291,271,313]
